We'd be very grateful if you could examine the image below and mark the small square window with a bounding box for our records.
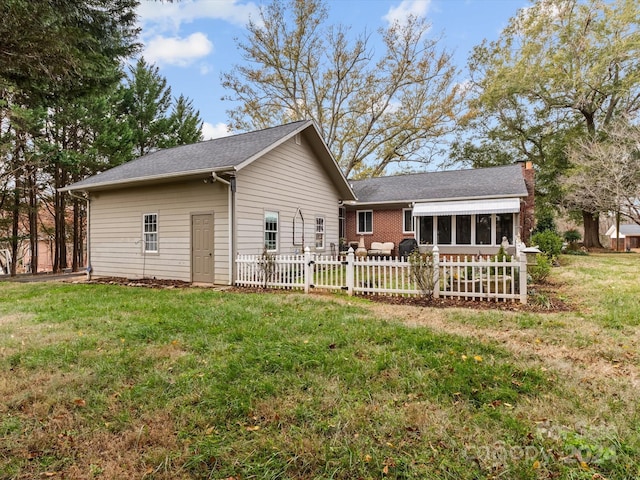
[357,210,373,234]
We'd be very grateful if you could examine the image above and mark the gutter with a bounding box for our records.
[59,166,238,193]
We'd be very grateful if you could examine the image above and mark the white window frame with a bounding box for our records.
[402,208,414,234]
[357,210,373,234]
[315,216,325,249]
[415,213,518,246]
[264,211,279,252]
[143,213,158,253]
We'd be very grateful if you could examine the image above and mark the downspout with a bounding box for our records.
[211,172,236,285]
[67,190,91,280]
[229,175,236,286]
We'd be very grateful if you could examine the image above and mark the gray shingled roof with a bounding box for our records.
[61,120,310,191]
[620,224,640,236]
[350,164,528,204]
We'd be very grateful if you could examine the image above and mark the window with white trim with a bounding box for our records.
[315,216,325,249]
[403,208,414,233]
[357,210,373,234]
[475,214,492,245]
[143,213,158,253]
[437,215,452,245]
[456,215,472,245]
[495,213,514,245]
[264,211,279,252]
[418,216,433,245]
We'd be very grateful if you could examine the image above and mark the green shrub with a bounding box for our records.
[528,254,551,283]
[533,209,557,234]
[531,230,563,260]
[563,229,581,244]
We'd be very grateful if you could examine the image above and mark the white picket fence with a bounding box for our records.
[236,246,529,303]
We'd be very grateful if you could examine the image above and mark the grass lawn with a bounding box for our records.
[1,253,639,479]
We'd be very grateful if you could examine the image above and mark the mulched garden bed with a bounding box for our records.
[360,288,572,313]
[85,276,192,288]
[82,277,571,313]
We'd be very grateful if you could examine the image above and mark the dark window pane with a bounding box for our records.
[419,216,433,244]
[437,215,452,245]
[403,209,413,232]
[456,215,471,245]
[358,211,372,233]
[495,213,514,245]
[476,214,491,245]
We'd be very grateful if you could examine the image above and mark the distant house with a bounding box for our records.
[342,162,535,257]
[60,120,356,284]
[605,224,640,251]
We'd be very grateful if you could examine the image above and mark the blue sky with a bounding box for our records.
[136,0,530,139]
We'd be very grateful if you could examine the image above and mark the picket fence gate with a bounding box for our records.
[236,246,529,304]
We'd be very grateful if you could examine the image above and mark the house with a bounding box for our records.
[605,224,640,251]
[60,120,356,284]
[0,206,77,275]
[342,162,535,257]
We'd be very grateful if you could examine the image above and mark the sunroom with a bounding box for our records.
[411,198,521,255]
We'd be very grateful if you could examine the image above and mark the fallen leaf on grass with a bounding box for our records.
[73,398,86,407]
[245,425,260,431]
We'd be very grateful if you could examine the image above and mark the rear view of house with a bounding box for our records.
[343,162,535,257]
[60,120,355,284]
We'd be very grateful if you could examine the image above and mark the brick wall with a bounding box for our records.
[345,208,415,254]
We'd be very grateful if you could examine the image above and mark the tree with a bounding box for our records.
[166,94,204,147]
[465,0,640,248]
[563,120,640,250]
[0,0,139,275]
[222,0,464,177]
[0,0,139,99]
[120,58,173,156]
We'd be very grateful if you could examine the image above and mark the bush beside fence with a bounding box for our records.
[236,247,528,303]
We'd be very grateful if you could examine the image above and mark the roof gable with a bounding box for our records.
[60,120,354,200]
[350,164,528,204]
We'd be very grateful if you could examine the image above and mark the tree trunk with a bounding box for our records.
[28,170,38,274]
[10,180,20,276]
[615,211,621,252]
[53,165,68,273]
[582,210,602,249]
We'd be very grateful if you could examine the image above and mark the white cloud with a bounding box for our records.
[138,0,260,34]
[143,33,213,67]
[202,122,231,140]
[383,0,432,25]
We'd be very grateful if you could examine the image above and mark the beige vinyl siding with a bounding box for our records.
[235,135,341,255]
[89,179,229,283]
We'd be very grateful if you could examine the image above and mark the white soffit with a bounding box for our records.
[413,198,521,216]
